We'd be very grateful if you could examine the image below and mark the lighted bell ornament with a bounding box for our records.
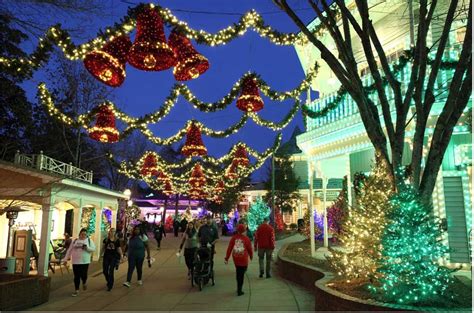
[214,180,225,194]
[181,123,207,157]
[84,35,132,87]
[140,153,160,176]
[225,163,238,180]
[89,104,119,143]
[168,29,209,81]
[163,181,174,196]
[189,164,206,188]
[214,195,223,204]
[157,171,170,182]
[188,187,202,199]
[232,146,249,167]
[128,7,177,71]
[236,76,264,112]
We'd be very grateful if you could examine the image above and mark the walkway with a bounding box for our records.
[31,233,314,311]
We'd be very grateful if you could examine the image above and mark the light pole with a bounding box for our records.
[323,176,328,248]
[309,164,316,257]
[271,153,276,228]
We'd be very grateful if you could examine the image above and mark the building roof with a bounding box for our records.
[276,126,303,156]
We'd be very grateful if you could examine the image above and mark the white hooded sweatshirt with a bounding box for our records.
[64,237,96,264]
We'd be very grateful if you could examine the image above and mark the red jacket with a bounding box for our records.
[225,234,253,267]
[254,223,275,249]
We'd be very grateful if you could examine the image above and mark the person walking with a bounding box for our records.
[173,218,180,237]
[178,221,198,279]
[123,225,151,287]
[102,228,123,291]
[224,224,253,296]
[198,215,219,267]
[153,221,166,250]
[254,217,275,278]
[63,228,96,297]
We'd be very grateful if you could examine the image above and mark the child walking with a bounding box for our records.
[224,224,253,296]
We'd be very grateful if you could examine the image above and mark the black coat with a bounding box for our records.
[154,225,166,240]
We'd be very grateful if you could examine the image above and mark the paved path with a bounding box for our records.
[31,234,314,312]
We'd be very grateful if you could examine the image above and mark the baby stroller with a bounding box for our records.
[191,246,215,291]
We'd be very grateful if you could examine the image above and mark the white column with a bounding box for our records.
[37,193,53,277]
[94,204,103,261]
[309,162,316,258]
[323,177,328,248]
[346,153,352,207]
[56,208,66,239]
[72,199,83,237]
[111,205,117,229]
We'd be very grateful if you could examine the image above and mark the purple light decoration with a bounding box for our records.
[103,209,112,224]
[314,211,324,240]
[198,208,209,219]
[226,210,239,233]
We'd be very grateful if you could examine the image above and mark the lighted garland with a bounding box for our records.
[38,82,299,144]
[37,62,313,127]
[0,0,335,78]
[115,134,281,197]
[118,133,281,182]
[303,50,460,119]
[131,133,282,171]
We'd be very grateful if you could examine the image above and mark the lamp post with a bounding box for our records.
[271,153,276,228]
[2,206,26,257]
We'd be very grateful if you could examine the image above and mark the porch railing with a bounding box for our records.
[13,151,93,183]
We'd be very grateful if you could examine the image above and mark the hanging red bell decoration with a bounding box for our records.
[128,7,177,71]
[89,104,119,143]
[232,145,249,167]
[213,195,223,204]
[236,76,264,112]
[163,181,174,196]
[84,35,132,87]
[157,171,170,182]
[225,163,238,180]
[181,123,207,157]
[168,29,209,81]
[140,153,160,177]
[214,180,225,194]
[189,164,206,188]
[188,187,202,199]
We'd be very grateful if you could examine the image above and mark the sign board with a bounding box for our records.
[13,230,32,275]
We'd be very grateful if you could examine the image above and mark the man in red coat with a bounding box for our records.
[225,224,253,296]
[254,217,275,278]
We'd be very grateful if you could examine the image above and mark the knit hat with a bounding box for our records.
[237,224,246,234]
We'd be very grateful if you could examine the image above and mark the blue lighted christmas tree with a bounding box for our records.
[373,186,453,304]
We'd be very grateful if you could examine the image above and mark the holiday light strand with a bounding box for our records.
[38,62,315,127]
[0,0,336,77]
[115,133,281,197]
[303,50,460,119]
[135,133,282,170]
[39,83,296,145]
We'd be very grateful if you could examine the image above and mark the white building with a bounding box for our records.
[0,152,128,276]
[293,0,471,267]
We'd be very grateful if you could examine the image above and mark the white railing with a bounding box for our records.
[14,151,93,183]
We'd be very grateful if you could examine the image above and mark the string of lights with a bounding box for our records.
[0,1,334,78]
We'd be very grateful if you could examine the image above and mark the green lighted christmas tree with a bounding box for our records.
[81,208,96,235]
[373,186,453,304]
[328,161,392,282]
[247,197,270,233]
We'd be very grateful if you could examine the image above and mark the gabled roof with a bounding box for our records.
[276,126,303,156]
